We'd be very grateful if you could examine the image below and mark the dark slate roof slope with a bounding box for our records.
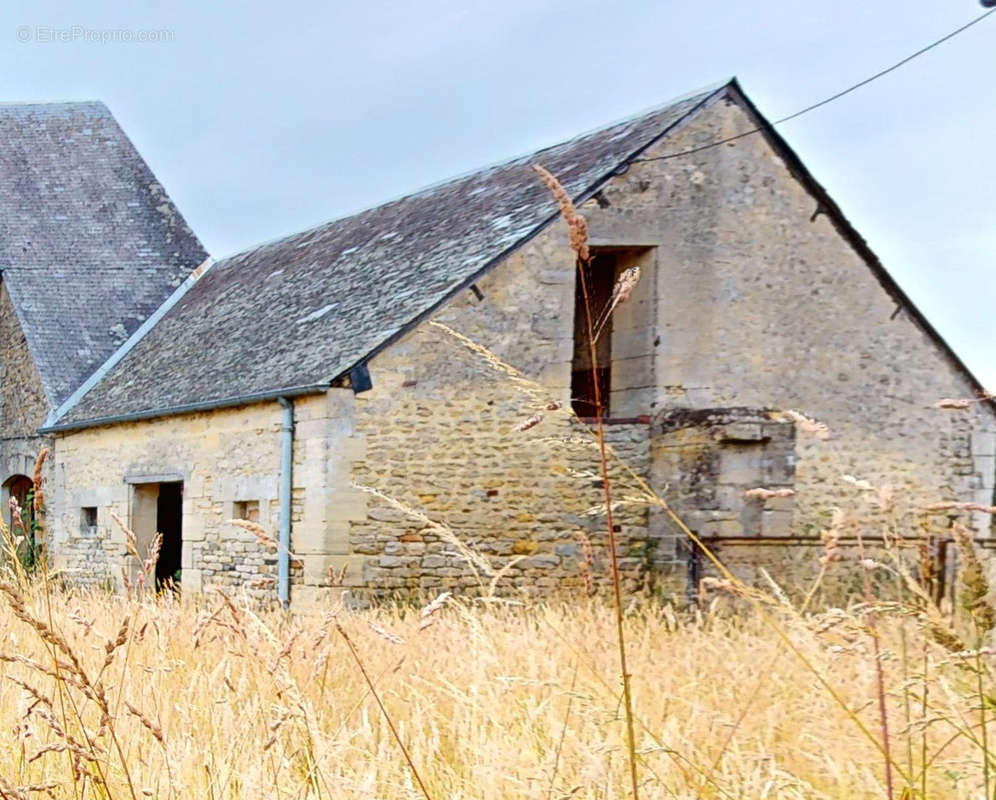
[55,84,726,427]
[0,101,207,405]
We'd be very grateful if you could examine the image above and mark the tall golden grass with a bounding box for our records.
[1,578,996,798]
[0,167,993,800]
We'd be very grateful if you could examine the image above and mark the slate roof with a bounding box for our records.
[0,101,207,405]
[53,83,725,428]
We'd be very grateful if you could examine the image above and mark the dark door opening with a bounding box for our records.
[155,482,183,588]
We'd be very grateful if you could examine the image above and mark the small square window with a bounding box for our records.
[81,507,97,535]
[233,500,260,523]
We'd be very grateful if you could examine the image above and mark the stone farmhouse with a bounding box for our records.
[1,79,993,604]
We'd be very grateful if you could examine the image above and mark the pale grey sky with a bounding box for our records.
[2,1,993,388]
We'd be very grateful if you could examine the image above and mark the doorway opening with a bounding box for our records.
[3,474,39,568]
[156,482,183,588]
[131,481,183,589]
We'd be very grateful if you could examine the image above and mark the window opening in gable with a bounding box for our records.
[571,252,617,418]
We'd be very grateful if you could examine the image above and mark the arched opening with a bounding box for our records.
[2,474,38,567]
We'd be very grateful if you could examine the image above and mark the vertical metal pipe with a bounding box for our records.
[277,397,294,609]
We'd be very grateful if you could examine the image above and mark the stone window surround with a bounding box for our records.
[218,475,279,531]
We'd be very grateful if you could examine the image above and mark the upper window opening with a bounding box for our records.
[571,252,617,418]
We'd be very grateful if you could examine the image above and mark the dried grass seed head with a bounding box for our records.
[783,409,831,441]
[743,487,795,501]
[227,518,279,552]
[31,448,48,516]
[515,413,544,432]
[533,164,590,263]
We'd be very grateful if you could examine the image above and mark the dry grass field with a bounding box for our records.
[0,562,995,800]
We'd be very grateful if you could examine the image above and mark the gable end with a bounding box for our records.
[723,82,992,413]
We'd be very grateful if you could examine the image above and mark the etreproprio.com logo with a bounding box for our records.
[16,25,175,44]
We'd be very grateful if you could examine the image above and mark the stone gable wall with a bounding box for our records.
[340,93,994,596]
[618,95,994,542]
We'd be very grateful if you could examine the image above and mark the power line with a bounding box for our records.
[634,8,996,164]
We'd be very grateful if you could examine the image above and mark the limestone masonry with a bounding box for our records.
[1,81,992,604]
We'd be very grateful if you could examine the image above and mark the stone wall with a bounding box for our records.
[49,393,364,602]
[340,90,994,596]
[0,281,52,536]
[347,318,653,595]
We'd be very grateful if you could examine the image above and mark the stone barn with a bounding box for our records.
[1,79,992,604]
[0,100,207,561]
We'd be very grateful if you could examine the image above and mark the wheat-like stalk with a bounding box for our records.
[533,164,589,263]
[227,518,282,552]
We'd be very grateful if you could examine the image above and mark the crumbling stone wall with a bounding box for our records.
[652,408,796,539]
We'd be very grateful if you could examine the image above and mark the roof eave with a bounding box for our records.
[38,382,330,434]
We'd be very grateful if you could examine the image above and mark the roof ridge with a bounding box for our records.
[213,78,735,267]
[0,99,106,106]
[0,100,111,117]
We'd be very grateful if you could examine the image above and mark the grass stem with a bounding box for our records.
[335,622,432,800]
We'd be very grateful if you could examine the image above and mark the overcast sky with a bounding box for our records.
[2,1,993,388]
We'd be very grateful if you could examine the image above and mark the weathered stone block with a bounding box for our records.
[519,554,559,569]
[975,456,995,490]
[183,569,203,593]
[974,431,996,458]
[761,509,793,538]
[715,423,764,443]
[718,446,763,485]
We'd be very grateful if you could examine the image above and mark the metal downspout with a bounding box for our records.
[277,397,294,609]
